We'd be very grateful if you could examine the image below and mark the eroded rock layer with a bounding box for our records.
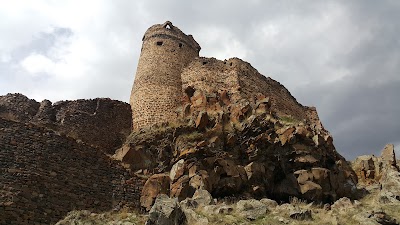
[117,88,357,210]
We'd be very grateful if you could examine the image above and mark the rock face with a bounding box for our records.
[352,144,400,203]
[146,194,187,225]
[117,23,359,210]
[352,144,399,185]
[0,118,143,224]
[118,90,357,209]
[0,93,132,153]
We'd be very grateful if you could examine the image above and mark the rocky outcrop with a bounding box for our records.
[117,89,357,209]
[0,93,132,153]
[353,144,400,204]
[0,118,143,224]
[146,195,187,225]
[352,144,398,185]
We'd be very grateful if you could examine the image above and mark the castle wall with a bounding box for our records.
[131,22,317,129]
[130,22,200,130]
[0,118,142,224]
[181,57,310,122]
[181,57,242,102]
[232,58,309,121]
[0,94,132,154]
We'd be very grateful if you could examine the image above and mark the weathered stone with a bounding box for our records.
[331,197,354,212]
[202,204,234,215]
[114,144,155,171]
[195,111,209,129]
[244,162,265,181]
[192,189,213,207]
[260,198,278,209]
[289,209,312,220]
[170,159,186,182]
[146,194,187,225]
[278,127,296,145]
[182,208,209,225]
[141,174,171,211]
[381,144,398,168]
[170,175,194,201]
[236,199,268,220]
[312,134,325,146]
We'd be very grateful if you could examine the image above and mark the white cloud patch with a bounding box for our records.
[21,53,55,75]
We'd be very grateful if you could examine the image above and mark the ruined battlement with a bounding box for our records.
[130,21,317,130]
[142,21,201,52]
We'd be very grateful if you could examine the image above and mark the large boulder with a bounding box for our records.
[146,195,187,225]
[141,174,171,211]
[236,199,268,220]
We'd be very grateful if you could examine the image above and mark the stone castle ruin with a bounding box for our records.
[130,21,320,130]
[0,21,368,224]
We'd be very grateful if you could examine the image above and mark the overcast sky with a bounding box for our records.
[1,0,399,159]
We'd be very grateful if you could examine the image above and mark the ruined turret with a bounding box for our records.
[130,21,200,130]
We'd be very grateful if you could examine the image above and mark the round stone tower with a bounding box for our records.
[130,21,201,130]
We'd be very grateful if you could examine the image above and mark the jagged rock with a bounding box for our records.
[244,162,265,182]
[146,194,187,225]
[236,199,268,220]
[141,174,171,211]
[182,208,209,225]
[114,144,155,171]
[260,198,278,209]
[195,111,209,129]
[331,197,354,212]
[370,210,399,225]
[352,155,380,184]
[180,189,213,209]
[352,144,400,203]
[289,209,312,220]
[379,167,400,203]
[381,144,398,169]
[170,175,194,201]
[170,159,186,182]
[353,210,399,225]
[202,204,234,215]
[192,189,213,207]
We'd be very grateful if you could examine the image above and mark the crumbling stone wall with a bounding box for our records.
[0,93,40,122]
[0,118,143,225]
[130,21,200,130]
[181,57,311,122]
[0,94,132,154]
[232,57,309,120]
[130,22,323,130]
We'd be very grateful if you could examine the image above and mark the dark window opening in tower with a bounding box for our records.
[230,62,233,66]
[156,41,163,46]
[202,61,208,65]
[179,43,183,48]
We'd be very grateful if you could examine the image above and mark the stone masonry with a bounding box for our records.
[130,21,321,130]
[0,118,143,224]
[130,21,200,130]
[0,93,132,154]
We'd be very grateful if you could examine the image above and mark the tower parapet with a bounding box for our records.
[130,21,200,130]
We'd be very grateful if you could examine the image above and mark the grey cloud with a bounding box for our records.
[0,1,399,159]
